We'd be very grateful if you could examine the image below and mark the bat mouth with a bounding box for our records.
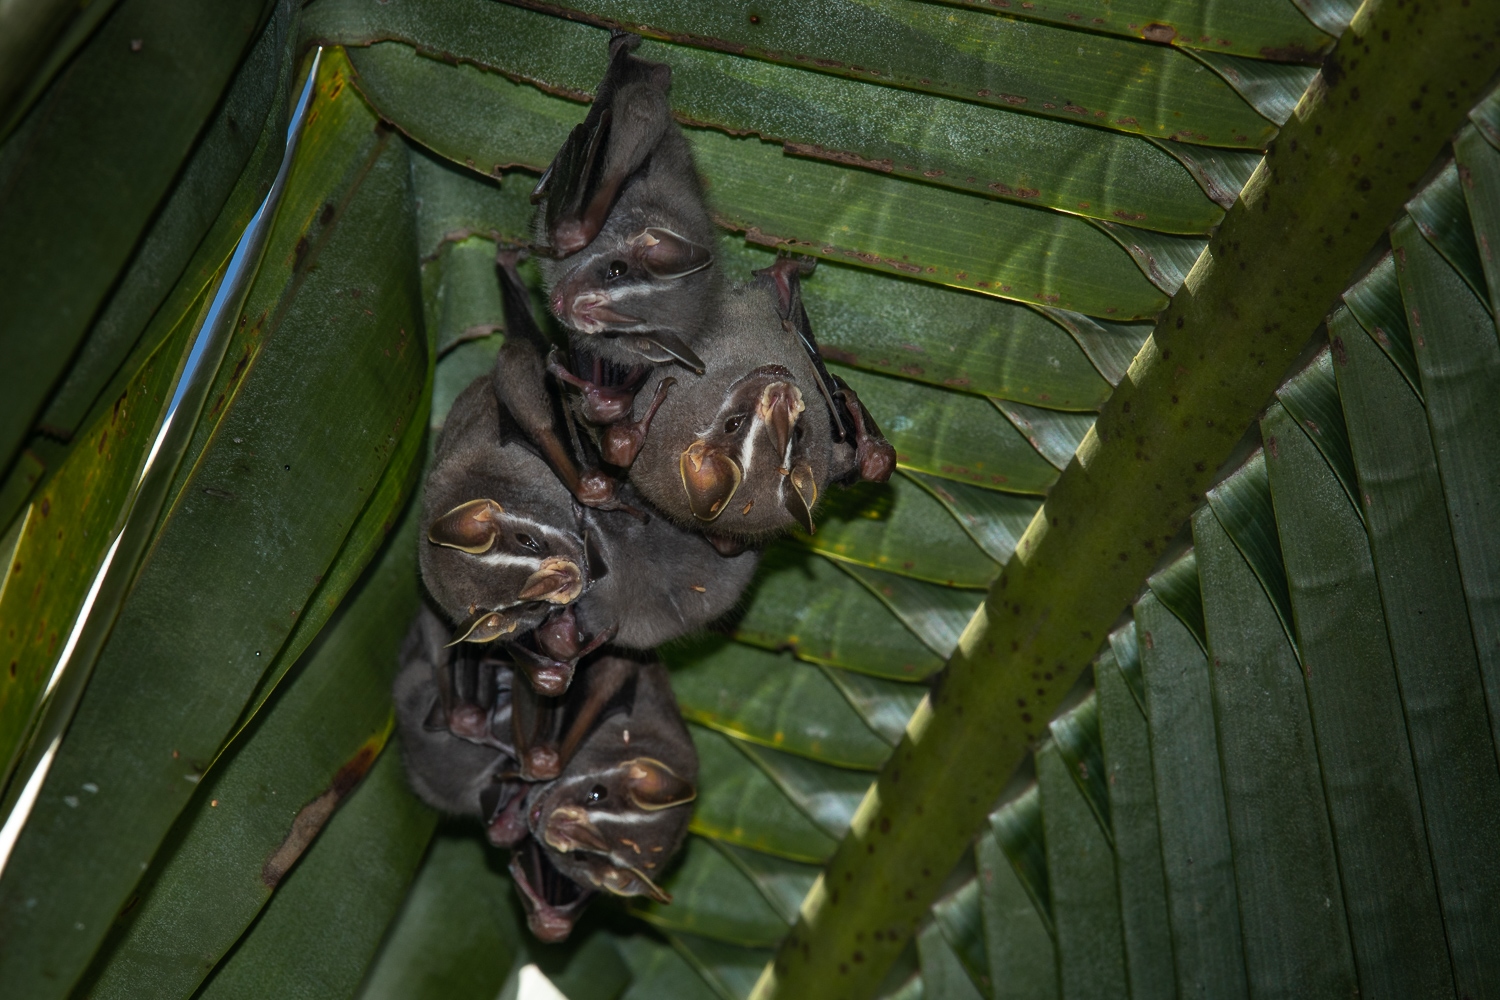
[509,841,591,943]
[564,290,641,334]
[679,440,742,522]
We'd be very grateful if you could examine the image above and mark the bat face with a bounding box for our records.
[521,656,698,904]
[628,281,842,540]
[419,379,592,642]
[534,37,718,371]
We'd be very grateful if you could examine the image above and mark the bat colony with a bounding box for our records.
[395,33,896,943]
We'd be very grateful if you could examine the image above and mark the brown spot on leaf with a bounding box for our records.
[262,738,381,887]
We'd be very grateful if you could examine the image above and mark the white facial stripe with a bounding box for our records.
[587,808,668,826]
[738,415,763,476]
[473,551,544,570]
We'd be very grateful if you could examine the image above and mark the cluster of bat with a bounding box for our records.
[394,34,895,942]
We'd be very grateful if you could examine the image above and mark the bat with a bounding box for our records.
[393,606,530,848]
[617,273,844,546]
[532,33,717,374]
[493,246,635,512]
[513,653,698,940]
[420,374,592,647]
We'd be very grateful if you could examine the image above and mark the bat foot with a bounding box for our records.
[521,659,575,698]
[835,378,897,483]
[526,746,562,781]
[601,376,675,467]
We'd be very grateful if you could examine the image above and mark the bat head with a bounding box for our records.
[522,656,698,906]
[629,281,841,540]
[526,755,696,905]
[421,497,590,644]
[547,222,715,343]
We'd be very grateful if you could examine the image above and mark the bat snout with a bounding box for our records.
[756,382,805,468]
[543,805,610,854]
[680,440,743,522]
[563,289,640,334]
[518,557,585,604]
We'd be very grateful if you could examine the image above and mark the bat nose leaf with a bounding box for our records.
[518,557,585,604]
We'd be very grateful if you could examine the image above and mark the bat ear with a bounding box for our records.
[623,758,697,810]
[629,227,712,279]
[680,441,742,522]
[785,462,818,534]
[447,609,519,646]
[518,556,585,604]
[429,499,505,553]
[599,864,672,903]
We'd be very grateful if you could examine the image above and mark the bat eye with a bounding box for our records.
[588,784,608,803]
[724,415,745,434]
[515,532,540,552]
[606,260,628,280]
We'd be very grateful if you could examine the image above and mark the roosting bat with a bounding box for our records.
[624,256,896,547]
[532,32,717,375]
[420,376,591,648]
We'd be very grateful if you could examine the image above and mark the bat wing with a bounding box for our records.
[536,33,669,258]
[754,254,857,442]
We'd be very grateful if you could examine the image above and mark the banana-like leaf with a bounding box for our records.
[819,667,926,747]
[0,0,270,475]
[79,503,421,1000]
[903,472,1040,565]
[733,544,944,682]
[805,477,1000,588]
[975,828,1057,1000]
[714,841,820,926]
[0,51,425,998]
[671,931,772,1000]
[1194,504,1357,993]
[987,787,1052,935]
[1342,253,1420,398]
[36,2,297,444]
[633,835,789,947]
[907,0,1333,61]
[835,367,1058,494]
[1189,49,1317,125]
[485,0,1275,147]
[1093,655,1174,1000]
[1205,452,1298,657]
[1274,348,1360,519]
[1393,211,1500,737]
[1458,124,1500,318]
[343,40,1165,318]
[1261,402,1452,989]
[665,637,893,770]
[915,920,983,1000]
[690,724,838,863]
[1036,741,1127,995]
[735,741,872,840]
[306,0,1230,232]
[931,878,988,998]
[355,833,525,1000]
[617,935,720,1000]
[837,562,984,658]
[1091,220,1208,295]
[1131,590,1245,997]
[1047,695,1110,844]
[1145,549,1208,656]
[192,744,437,1000]
[1328,309,1500,988]
[990,400,1094,471]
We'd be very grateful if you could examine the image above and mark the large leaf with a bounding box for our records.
[192,744,436,1000]
[0,0,269,474]
[690,725,838,864]
[1193,504,1357,993]
[1329,309,1500,989]
[732,544,944,682]
[483,0,1275,147]
[665,637,893,770]
[341,41,1167,318]
[632,836,789,947]
[0,51,425,998]
[76,503,422,1000]
[304,0,1231,232]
